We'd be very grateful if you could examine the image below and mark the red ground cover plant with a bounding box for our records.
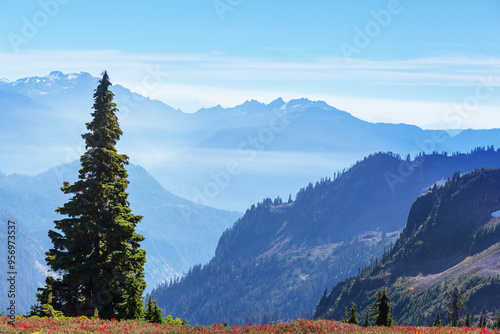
[1,317,499,334]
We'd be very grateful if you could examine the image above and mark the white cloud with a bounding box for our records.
[0,50,499,128]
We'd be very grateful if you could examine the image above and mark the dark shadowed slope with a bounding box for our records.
[314,168,500,325]
[153,148,500,325]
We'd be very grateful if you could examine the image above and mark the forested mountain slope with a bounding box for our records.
[154,148,500,324]
[314,168,500,325]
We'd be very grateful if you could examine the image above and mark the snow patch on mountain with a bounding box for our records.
[1,71,99,98]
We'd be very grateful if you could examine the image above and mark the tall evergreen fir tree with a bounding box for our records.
[40,71,146,319]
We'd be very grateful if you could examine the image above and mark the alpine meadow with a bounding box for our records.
[2,1,500,334]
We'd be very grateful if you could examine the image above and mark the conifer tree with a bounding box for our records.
[493,314,500,329]
[447,288,465,326]
[145,295,164,324]
[344,306,349,323]
[362,312,370,327]
[465,312,471,327]
[478,315,487,328]
[347,303,358,325]
[371,290,395,327]
[433,312,442,327]
[41,71,146,319]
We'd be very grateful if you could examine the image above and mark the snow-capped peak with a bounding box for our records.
[49,71,65,79]
[2,71,98,98]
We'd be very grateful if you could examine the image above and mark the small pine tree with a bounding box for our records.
[447,288,466,326]
[362,312,370,327]
[492,314,500,329]
[144,295,154,322]
[347,303,358,325]
[372,290,395,327]
[145,295,163,324]
[433,312,442,327]
[477,315,487,328]
[465,312,471,327]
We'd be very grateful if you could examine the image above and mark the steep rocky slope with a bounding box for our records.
[314,168,500,325]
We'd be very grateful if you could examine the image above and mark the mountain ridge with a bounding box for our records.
[3,71,500,210]
[314,167,500,325]
[153,148,500,325]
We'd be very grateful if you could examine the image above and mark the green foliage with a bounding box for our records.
[465,312,471,327]
[433,312,441,327]
[165,314,186,325]
[447,288,466,326]
[478,315,488,328]
[492,314,500,329]
[362,312,369,327]
[347,303,358,325]
[31,277,64,318]
[371,290,395,327]
[40,71,146,319]
[41,303,64,318]
[144,295,163,324]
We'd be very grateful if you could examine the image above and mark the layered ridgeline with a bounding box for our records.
[152,148,500,325]
[314,168,500,325]
[3,72,500,210]
[0,162,240,314]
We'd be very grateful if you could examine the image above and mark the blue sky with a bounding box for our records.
[1,0,499,128]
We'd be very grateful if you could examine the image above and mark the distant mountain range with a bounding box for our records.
[152,148,500,325]
[2,72,500,210]
[314,167,500,325]
[0,162,240,314]
[3,71,500,320]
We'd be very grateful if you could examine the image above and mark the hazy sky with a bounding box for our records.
[1,0,499,128]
